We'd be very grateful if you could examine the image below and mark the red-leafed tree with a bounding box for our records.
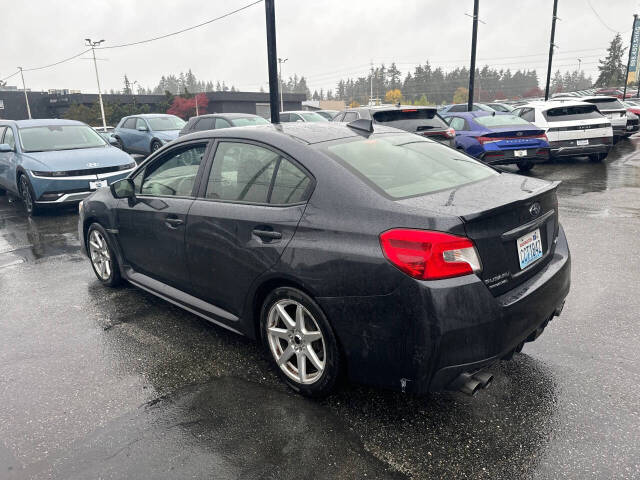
[167,93,209,119]
[522,87,544,98]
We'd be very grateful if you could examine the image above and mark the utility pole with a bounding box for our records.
[265,0,280,123]
[577,58,582,72]
[544,0,559,101]
[467,0,479,112]
[623,14,638,99]
[85,38,107,129]
[370,61,374,106]
[17,67,31,119]
[278,57,288,112]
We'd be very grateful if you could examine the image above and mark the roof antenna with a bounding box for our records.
[346,118,374,133]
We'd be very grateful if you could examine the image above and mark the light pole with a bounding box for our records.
[85,38,107,129]
[131,80,138,109]
[544,0,559,101]
[278,57,287,112]
[17,67,31,119]
[577,58,582,72]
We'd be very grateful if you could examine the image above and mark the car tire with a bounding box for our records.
[0,186,5,196]
[589,152,607,162]
[150,140,162,153]
[517,161,534,172]
[87,223,122,287]
[18,174,40,216]
[260,287,341,397]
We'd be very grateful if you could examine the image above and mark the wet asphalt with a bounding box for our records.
[1,140,640,480]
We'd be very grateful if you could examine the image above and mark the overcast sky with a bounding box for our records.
[2,0,638,94]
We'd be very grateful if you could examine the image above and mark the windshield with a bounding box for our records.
[230,116,270,127]
[475,114,531,127]
[373,109,447,131]
[19,125,107,152]
[146,116,186,131]
[487,104,512,112]
[320,134,496,199]
[300,112,328,122]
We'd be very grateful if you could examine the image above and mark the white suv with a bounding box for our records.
[512,100,613,161]
[554,95,627,139]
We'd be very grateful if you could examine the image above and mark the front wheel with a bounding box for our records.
[261,287,341,397]
[18,174,39,216]
[87,223,122,287]
[517,161,534,172]
[150,140,162,153]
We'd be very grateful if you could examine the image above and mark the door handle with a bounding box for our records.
[165,216,184,228]
[252,229,282,241]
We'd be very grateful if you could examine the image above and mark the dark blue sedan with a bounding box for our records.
[441,112,550,171]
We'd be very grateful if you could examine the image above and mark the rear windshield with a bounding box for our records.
[583,98,625,110]
[475,114,531,127]
[19,125,107,152]
[373,109,447,131]
[230,116,270,127]
[320,134,496,199]
[147,116,186,131]
[543,105,602,122]
[299,112,328,122]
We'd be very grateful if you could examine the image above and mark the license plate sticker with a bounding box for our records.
[576,139,589,146]
[514,150,527,157]
[89,180,108,190]
[517,228,543,270]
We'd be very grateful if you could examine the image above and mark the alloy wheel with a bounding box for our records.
[88,229,112,281]
[266,299,326,385]
[20,176,33,213]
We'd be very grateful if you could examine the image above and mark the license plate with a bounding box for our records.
[576,139,589,146]
[89,180,108,190]
[514,150,527,157]
[517,229,543,270]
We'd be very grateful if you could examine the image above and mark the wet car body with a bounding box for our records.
[0,119,135,213]
[440,111,550,170]
[78,122,570,395]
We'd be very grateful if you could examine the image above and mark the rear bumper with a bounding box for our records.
[318,224,571,394]
[482,148,549,165]
[549,141,611,157]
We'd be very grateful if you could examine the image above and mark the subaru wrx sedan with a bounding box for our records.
[79,121,570,397]
[0,119,136,215]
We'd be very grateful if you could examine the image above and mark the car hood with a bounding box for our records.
[153,130,181,141]
[21,146,133,171]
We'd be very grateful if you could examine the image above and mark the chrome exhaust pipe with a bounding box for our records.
[473,371,494,389]
[459,377,482,396]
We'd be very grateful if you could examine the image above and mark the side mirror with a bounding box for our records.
[137,125,149,132]
[110,178,135,199]
[108,137,119,146]
[0,143,13,152]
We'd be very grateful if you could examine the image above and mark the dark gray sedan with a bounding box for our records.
[78,122,570,397]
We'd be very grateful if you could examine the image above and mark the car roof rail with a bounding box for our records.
[346,118,374,133]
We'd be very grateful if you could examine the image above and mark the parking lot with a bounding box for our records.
[1,139,639,479]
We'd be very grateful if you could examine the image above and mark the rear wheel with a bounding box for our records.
[261,287,341,397]
[589,152,607,162]
[87,223,122,287]
[517,161,534,172]
[18,174,39,216]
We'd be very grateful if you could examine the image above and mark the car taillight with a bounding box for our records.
[445,127,455,138]
[476,136,500,144]
[379,229,482,280]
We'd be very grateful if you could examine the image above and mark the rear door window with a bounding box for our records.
[543,105,603,122]
[373,109,447,132]
[333,112,345,122]
[215,118,232,129]
[194,118,215,131]
[320,134,496,199]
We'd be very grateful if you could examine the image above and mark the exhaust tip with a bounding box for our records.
[473,372,494,389]
[459,378,482,396]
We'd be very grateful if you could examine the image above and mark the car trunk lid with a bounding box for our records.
[397,174,560,296]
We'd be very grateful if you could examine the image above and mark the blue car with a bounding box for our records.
[0,119,136,215]
[113,114,186,155]
[440,111,550,171]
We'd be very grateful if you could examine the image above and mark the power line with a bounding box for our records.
[587,0,626,34]
[98,0,263,50]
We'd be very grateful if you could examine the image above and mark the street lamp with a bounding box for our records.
[278,57,287,112]
[17,67,31,119]
[85,38,107,129]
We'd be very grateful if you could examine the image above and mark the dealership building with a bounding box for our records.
[0,89,306,121]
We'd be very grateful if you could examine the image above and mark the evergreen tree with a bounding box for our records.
[596,33,627,87]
